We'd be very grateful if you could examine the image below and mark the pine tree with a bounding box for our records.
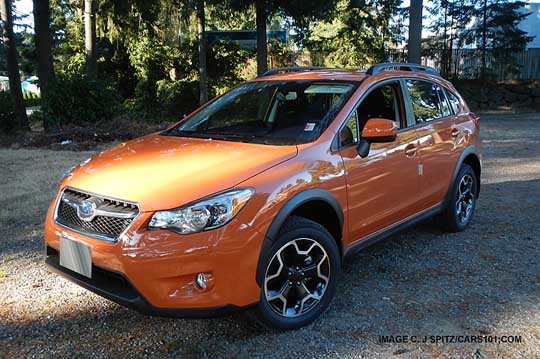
[306,0,402,68]
[429,0,533,79]
[229,0,338,75]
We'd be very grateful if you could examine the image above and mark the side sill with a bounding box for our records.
[343,203,443,258]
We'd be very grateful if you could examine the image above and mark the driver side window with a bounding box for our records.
[339,82,402,147]
[357,83,402,130]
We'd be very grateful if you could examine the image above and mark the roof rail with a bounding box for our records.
[366,62,440,76]
[259,66,334,77]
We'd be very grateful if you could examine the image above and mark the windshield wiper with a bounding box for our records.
[204,133,261,143]
[164,128,207,138]
[165,128,269,143]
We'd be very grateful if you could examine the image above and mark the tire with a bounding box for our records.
[438,164,478,232]
[256,216,341,330]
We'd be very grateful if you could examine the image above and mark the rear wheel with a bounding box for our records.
[256,216,340,329]
[438,164,478,232]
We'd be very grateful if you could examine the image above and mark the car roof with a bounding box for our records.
[254,69,368,82]
[251,66,455,91]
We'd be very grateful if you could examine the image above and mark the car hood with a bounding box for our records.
[63,133,298,211]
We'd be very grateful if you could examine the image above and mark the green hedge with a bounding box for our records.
[0,91,16,133]
[40,75,121,128]
[156,79,199,120]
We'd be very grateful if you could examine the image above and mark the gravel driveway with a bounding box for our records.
[1,113,539,358]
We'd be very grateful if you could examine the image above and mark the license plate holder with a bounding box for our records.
[60,237,92,278]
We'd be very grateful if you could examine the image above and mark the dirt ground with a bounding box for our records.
[1,113,539,358]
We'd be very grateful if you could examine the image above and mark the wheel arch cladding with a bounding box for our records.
[463,153,481,197]
[447,146,481,204]
[255,188,344,286]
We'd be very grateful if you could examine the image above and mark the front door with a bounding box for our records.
[338,81,423,243]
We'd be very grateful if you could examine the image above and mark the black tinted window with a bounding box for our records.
[405,80,443,123]
[357,83,401,129]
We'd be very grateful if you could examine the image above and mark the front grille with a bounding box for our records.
[55,188,139,241]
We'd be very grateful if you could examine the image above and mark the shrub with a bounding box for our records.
[156,79,199,120]
[128,40,250,120]
[207,42,252,96]
[59,53,86,77]
[0,91,16,133]
[40,75,121,128]
[128,29,172,83]
[23,90,41,108]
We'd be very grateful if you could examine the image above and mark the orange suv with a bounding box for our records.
[45,63,481,329]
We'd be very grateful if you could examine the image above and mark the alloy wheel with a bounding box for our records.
[456,173,475,223]
[263,238,331,318]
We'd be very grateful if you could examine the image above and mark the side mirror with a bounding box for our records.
[361,118,398,143]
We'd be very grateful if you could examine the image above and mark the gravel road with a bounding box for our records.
[1,113,539,358]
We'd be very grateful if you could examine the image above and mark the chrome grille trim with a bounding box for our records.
[54,187,140,242]
[60,191,138,219]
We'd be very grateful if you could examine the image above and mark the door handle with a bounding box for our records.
[404,143,417,157]
[451,128,460,138]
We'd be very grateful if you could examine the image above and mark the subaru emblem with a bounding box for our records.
[77,200,98,222]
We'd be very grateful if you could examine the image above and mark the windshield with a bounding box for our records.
[166,80,358,145]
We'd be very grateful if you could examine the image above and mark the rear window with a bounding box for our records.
[437,86,452,117]
[405,80,455,123]
[446,90,461,114]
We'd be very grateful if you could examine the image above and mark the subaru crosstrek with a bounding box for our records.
[45,63,481,329]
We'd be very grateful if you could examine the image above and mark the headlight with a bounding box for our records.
[148,188,254,234]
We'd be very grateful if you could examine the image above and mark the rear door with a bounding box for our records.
[338,80,423,242]
[403,79,464,209]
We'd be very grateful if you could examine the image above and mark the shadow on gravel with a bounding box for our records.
[3,179,540,357]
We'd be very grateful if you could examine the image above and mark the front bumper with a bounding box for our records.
[44,194,265,312]
[45,246,250,317]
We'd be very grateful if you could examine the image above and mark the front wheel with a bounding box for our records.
[438,164,478,232]
[256,216,340,330]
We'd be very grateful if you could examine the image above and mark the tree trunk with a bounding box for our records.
[448,1,454,76]
[197,0,208,105]
[255,0,267,76]
[408,0,423,64]
[442,3,448,75]
[84,0,96,78]
[33,0,55,130]
[0,0,29,131]
[480,0,487,82]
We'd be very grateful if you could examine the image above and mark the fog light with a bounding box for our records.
[196,273,207,290]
